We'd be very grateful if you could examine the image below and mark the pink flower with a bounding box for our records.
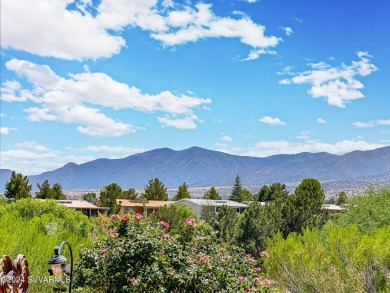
[238,275,244,280]
[134,213,143,219]
[244,288,249,292]
[101,250,107,257]
[260,250,269,258]
[246,253,252,258]
[255,267,262,271]
[110,214,120,220]
[251,260,257,265]
[264,278,276,285]
[159,221,171,228]
[185,219,197,226]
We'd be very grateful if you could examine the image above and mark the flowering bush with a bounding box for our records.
[74,214,280,292]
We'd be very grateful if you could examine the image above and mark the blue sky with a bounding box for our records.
[1,0,390,175]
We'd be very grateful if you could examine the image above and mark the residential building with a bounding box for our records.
[55,200,109,217]
[116,199,168,216]
[173,198,248,217]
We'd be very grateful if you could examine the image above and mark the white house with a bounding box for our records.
[174,198,248,217]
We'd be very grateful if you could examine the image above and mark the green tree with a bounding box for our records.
[121,188,138,200]
[83,192,97,203]
[173,182,191,201]
[258,183,289,202]
[229,174,243,202]
[52,182,66,199]
[336,187,390,233]
[238,202,282,255]
[36,180,66,199]
[214,205,240,243]
[35,179,55,199]
[336,191,348,205]
[141,178,168,201]
[4,171,32,200]
[99,183,122,214]
[282,178,328,236]
[241,188,255,201]
[203,186,222,200]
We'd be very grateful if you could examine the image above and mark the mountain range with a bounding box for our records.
[1,146,390,192]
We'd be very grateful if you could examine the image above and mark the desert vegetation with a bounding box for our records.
[1,173,389,292]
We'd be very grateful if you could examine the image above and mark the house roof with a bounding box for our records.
[55,200,109,210]
[116,199,168,208]
[177,198,248,208]
[322,204,345,211]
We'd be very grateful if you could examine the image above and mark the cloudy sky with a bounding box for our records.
[1,0,390,175]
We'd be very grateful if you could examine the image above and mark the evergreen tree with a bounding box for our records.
[282,178,328,236]
[36,180,66,199]
[141,178,168,201]
[52,183,66,199]
[238,202,282,255]
[36,180,55,199]
[121,188,138,200]
[83,192,97,203]
[215,205,240,243]
[173,182,191,201]
[258,183,289,202]
[229,174,243,202]
[4,171,32,200]
[203,186,222,200]
[336,191,348,205]
[99,183,123,214]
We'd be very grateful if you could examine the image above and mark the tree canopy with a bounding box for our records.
[4,171,32,200]
[203,186,222,200]
[173,182,191,201]
[99,183,122,214]
[141,178,168,201]
[36,180,66,199]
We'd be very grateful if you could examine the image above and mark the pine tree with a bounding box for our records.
[229,174,243,202]
[203,186,222,200]
[141,178,168,201]
[4,171,32,200]
[173,182,191,201]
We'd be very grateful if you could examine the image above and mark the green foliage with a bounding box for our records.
[83,192,97,203]
[335,187,390,233]
[4,171,32,200]
[336,191,348,205]
[173,182,191,201]
[150,204,197,231]
[121,188,138,200]
[258,183,289,202]
[0,199,93,293]
[265,224,390,293]
[99,183,122,214]
[214,206,241,243]
[238,202,282,256]
[281,178,328,236]
[141,178,168,201]
[203,186,222,200]
[36,180,66,199]
[229,174,243,202]
[74,216,279,292]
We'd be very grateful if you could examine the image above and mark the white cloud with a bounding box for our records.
[0,127,18,135]
[0,148,94,175]
[157,115,199,129]
[221,134,233,141]
[2,0,280,60]
[16,141,49,151]
[283,27,293,36]
[317,118,327,124]
[280,52,378,107]
[3,59,211,134]
[296,131,311,140]
[259,116,286,126]
[236,139,385,157]
[214,142,226,147]
[353,119,390,128]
